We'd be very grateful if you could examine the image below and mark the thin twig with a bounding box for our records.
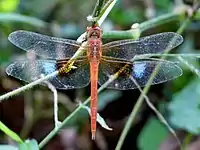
[43,80,60,129]
[178,56,200,77]
[129,76,182,147]
[0,71,58,102]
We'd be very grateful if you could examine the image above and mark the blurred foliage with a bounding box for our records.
[138,117,168,150]
[0,0,200,150]
[169,78,200,134]
[0,0,19,12]
[0,145,18,150]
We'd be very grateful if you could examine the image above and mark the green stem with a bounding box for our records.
[102,12,183,40]
[139,12,184,32]
[39,105,84,148]
[92,0,105,24]
[103,28,140,40]
[97,0,117,25]
[0,13,47,28]
[102,9,200,40]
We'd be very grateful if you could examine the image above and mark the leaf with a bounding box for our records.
[0,145,18,150]
[0,0,19,12]
[138,117,168,150]
[19,139,39,150]
[26,139,39,150]
[168,77,200,134]
[67,90,121,126]
[0,121,23,143]
[18,143,27,150]
[96,113,113,131]
[80,104,112,131]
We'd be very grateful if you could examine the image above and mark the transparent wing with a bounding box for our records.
[6,59,90,89]
[8,30,84,59]
[98,59,182,90]
[102,32,183,61]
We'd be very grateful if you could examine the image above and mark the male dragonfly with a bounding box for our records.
[6,25,183,139]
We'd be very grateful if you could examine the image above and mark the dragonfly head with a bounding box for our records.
[86,26,102,39]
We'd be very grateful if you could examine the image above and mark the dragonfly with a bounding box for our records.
[6,25,183,140]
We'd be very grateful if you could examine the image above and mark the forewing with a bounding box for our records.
[98,59,182,90]
[6,59,90,89]
[8,30,84,59]
[102,32,183,61]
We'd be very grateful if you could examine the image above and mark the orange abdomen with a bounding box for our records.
[90,61,99,140]
[88,38,102,139]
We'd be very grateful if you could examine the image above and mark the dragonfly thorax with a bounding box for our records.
[87,38,102,61]
[86,26,102,61]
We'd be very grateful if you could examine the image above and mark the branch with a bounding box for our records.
[92,0,105,19]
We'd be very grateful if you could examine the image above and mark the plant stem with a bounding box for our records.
[39,104,83,148]
[0,71,58,102]
[139,12,183,32]
[39,83,109,148]
[103,28,140,40]
[0,13,47,28]
[102,9,200,40]
[97,0,117,26]
[91,0,105,24]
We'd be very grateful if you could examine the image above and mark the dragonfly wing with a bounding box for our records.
[98,59,182,90]
[6,59,90,89]
[8,30,84,59]
[102,32,183,61]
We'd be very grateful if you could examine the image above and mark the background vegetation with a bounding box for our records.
[0,0,200,150]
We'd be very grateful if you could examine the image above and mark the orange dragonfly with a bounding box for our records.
[6,25,183,139]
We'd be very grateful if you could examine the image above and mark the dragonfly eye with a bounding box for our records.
[87,31,100,39]
[87,26,102,39]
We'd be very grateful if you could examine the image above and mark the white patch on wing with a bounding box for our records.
[134,63,146,78]
[43,62,56,74]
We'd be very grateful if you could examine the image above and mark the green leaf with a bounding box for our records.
[80,104,112,131]
[168,78,200,134]
[18,142,27,150]
[0,145,18,150]
[0,0,19,12]
[19,139,39,150]
[26,139,39,150]
[0,121,23,143]
[138,117,168,150]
